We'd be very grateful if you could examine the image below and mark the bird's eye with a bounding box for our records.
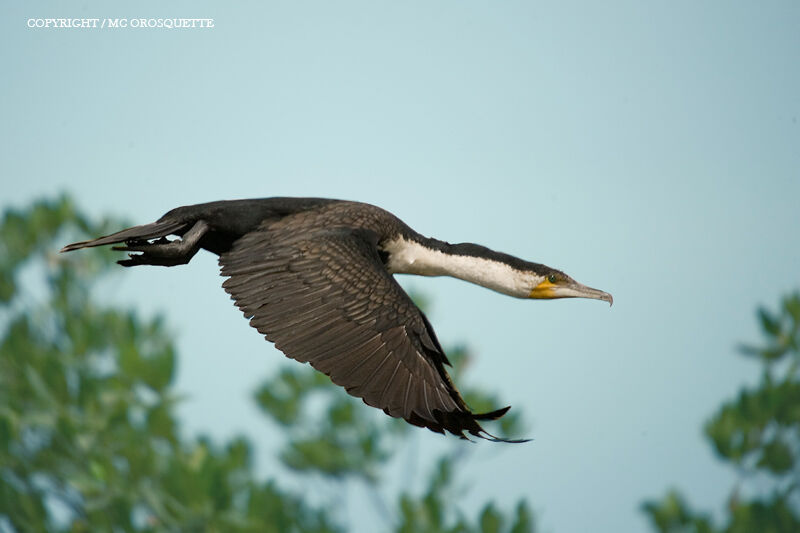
[548,274,557,284]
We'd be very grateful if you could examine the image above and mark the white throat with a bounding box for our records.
[382,236,539,298]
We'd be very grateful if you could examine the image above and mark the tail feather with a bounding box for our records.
[472,405,511,421]
[60,220,188,253]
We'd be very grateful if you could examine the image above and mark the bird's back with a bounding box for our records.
[160,197,339,237]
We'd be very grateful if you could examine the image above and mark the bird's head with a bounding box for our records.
[528,268,613,305]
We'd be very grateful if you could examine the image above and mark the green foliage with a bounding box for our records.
[0,197,535,532]
[254,342,526,485]
[253,294,530,530]
[0,198,338,532]
[643,293,800,532]
[394,456,534,533]
[641,491,714,533]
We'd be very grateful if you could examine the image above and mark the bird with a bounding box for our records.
[61,197,612,441]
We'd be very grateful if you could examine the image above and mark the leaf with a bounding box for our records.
[479,503,503,533]
[141,345,175,392]
[90,460,106,481]
[641,490,714,533]
[756,439,793,474]
[783,293,800,324]
[510,501,534,533]
[146,403,176,441]
[0,273,15,303]
[758,308,781,337]
[0,410,14,452]
[648,293,800,533]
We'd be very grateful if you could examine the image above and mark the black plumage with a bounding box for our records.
[62,197,611,441]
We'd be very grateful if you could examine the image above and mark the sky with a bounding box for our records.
[2,1,799,531]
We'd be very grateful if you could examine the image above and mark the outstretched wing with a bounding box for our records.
[219,221,512,440]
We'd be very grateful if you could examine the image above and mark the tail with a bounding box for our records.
[439,405,531,443]
[60,220,189,253]
[61,217,208,267]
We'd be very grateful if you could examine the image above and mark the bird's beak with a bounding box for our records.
[530,278,613,306]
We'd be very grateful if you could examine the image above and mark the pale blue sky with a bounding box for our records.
[2,1,799,531]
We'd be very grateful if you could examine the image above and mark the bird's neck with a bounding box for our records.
[381,235,540,299]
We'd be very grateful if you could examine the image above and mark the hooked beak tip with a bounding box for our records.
[578,284,613,306]
[578,285,613,306]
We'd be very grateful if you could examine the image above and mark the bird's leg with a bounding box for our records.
[114,220,209,267]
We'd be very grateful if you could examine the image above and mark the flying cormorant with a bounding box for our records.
[62,198,612,441]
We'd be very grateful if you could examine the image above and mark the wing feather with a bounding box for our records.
[218,220,512,439]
